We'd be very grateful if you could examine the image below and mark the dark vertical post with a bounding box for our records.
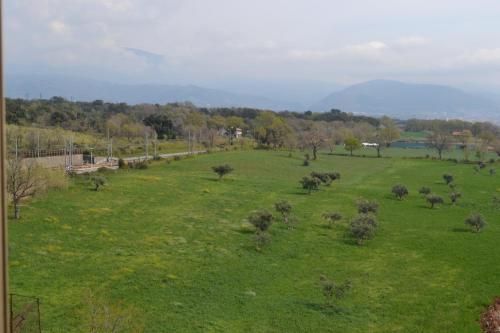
[0,0,10,330]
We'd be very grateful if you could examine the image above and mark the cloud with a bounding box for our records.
[289,41,389,60]
[49,20,70,35]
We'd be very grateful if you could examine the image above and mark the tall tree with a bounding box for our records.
[427,131,452,159]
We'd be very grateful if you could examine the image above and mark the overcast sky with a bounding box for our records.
[6,0,500,90]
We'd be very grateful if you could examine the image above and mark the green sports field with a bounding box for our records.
[8,149,500,332]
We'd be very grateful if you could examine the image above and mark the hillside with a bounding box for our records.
[6,74,296,110]
[311,79,500,121]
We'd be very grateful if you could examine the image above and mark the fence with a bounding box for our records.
[9,294,41,333]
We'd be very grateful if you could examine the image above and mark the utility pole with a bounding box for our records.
[145,132,149,161]
[37,132,40,158]
[0,0,11,329]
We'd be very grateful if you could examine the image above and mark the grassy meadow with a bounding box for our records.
[8,149,500,332]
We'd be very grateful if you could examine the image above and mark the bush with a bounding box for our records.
[302,159,310,167]
[310,172,331,185]
[212,164,234,180]
[248,210,274,233]
[490,168,496,176]
[356,199,379,214]
[426,194,443,208]
[319,275,352,307]
[93,175,106,191]
[465,213,486,232]
[327,172,341,182]
[173,155,182,161]
[248,210,274,249]
[300,176,321,194]
[118,158,126,169]
[443,174,454,185]
[392,184,409,200]
[274,200,293,225]
[419,187,431,196]
[322,212,342,228]
[350,214,377,245]
[450,192,461,204]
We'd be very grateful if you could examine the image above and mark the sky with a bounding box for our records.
[6,0,500,91]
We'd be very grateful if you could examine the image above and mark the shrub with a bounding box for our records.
[300,176,321,194]
[426,194,443,208]
[479,162,486,169]
[118,158,126,169]
[350,214,378,245]
[93,175,106,191]
[443,174,454,185]
[302,159,310,166]
[419,187,431,196]
[311,172,331,185]
[480,297,500,333]
[173,155,181,161]
[248,210,274,233]
[212,164,234,180]
[465,213,486,232]
[322,212,342,228]
[327,172,341,182]
[319,275,352,307]
[490,168,496,176]
[494,196,500,209]
[356,199,379,214]
[274,200,293,225]
[248,210,274,249]
[450,192,461,204]
[392,184,409,200]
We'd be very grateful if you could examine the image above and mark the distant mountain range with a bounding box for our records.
[310,79,500,122]
[6,74,297,110]
[6,74,500,122]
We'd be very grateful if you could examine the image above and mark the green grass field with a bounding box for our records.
[9,150,500,332]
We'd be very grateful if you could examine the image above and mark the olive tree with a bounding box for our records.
[450,192,461,205]
[465,213,486,232]
[7,159,43,219]
[300,176,321,194]
[248,210,274,248]
[427,131,452,160]
[356,199,379,214]
[426,194,444,209]
[319,275,352,307]
[443,174,454,185]
[419,187,431,196]
[322,212,342,228]
[350,214,378,245]
[344,137,362,156]
[392,184,409,200]
[212,164,234,180]
[274,200,293,225]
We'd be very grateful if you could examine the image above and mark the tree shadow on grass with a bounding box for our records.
[301,301,348,315]
[451,227,471,233]
[290,191,310,196]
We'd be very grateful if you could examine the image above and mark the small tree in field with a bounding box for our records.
[7,159,43,219]
[322,212,342,228]
[465,213,486,232]
[392,184,409,200]
[248,210,274,249]
[356,199,379,214]
[93,175,107,191]
[426,194,443,209]
[212,164,233,180]
[344,137,362,156]
[419,187,431,196]
[300,176,321,194]
[274,200,293,225]
[443,174,454,185]
[311,172,331,185]
[319,275,352,307]
[350,214,377,245]
[450,192,461,205]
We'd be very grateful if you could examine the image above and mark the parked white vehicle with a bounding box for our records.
[362,142,379,148]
